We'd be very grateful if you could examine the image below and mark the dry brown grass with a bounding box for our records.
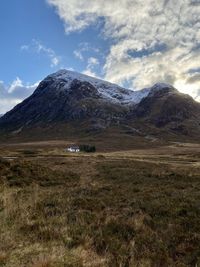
[0,143,200,266]
[31,258,52,267]
[0,252,8,265]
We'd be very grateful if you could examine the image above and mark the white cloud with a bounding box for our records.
[0,99,22,115]
[82,69,98,78]
[82,57,99,78]
[73,42,100,62]
[88,57,99,67]
[74,50,84,61]
[0,79,39,114]
[20,45,29,51]
[51,56,60,67]
[47,0,200,101]
[8,77,23,93]
[21,39,61,67]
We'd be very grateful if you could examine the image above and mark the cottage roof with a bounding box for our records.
[68,145,80,149]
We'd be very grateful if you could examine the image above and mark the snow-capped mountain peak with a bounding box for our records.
[47,69,150,104]
[1,69,200,142]
[39,70,176,106]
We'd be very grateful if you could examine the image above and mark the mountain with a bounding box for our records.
[130,84,200,139]
[0,70,200,143]
[135,84,200,127]
[0,70,149,131]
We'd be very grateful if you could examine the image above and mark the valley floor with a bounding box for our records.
[0,142,200,266]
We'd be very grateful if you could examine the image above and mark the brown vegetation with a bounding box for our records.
[0,143,200,266]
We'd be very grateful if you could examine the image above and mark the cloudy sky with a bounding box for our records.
[1,0,200,113]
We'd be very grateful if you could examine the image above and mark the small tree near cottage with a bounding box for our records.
[79,145,96,153]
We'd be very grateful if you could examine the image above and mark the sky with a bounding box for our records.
[0,0,200,113]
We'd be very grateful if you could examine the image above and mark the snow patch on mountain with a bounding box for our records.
[49,70,150,104]
[48,70,174,105]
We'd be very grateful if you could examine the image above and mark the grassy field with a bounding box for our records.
[0,142,200,267]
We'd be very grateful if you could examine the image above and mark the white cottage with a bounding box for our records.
[66,146,80,153]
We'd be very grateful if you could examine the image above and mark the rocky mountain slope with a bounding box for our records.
[0,70,200,142]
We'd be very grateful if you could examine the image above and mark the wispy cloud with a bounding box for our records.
[73,50,84,61]
[47,0,200,100]
[82,57,99,78]
[20,45,29,51]
[73,42,100,62]
[87,57,99,68]
[21,39,61,67]
[82,68,98,78]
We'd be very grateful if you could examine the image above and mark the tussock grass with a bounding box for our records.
[0,155,200,266]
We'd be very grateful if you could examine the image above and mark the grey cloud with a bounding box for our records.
[187,73,200,84]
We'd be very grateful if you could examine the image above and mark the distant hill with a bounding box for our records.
[0,70,200,144]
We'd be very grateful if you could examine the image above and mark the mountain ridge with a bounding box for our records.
[34,69,153,105]
[0,70,200,143]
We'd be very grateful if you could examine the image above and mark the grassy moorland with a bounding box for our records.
[0,144,200,267]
